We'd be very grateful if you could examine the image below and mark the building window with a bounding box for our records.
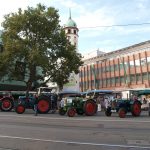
[110,65,114,72]
[91,80,94,87]
[115,77,119,84]
[136,74,141,81]
[103,79,106,87]
[68,29,71,34]
[129,61,134,67]
[84,71,87,77]
[114,64,119,71]
[67,36,71,40]
[120,76,125,83]
[135,59,140,66]
[141,58,146,66]
[147,57,150,64]
[130,74,135,82]
[102,67,106,73]
[74,30,76,34]
[106,66,110,72]
[74,42,77,47]
[142,73,148,80]
[119,62,124,70]
[124,62,129,68]
[111,78,115,85]
[99,79,102,87]
[106,78,110,86]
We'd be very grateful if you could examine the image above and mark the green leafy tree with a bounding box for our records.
[0,4,83,94]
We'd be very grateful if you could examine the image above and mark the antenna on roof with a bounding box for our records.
[69,8,71,19]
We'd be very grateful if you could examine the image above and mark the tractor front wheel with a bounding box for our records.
[67,108,76,117]
[118,108,126,118]
[15,105,25,114]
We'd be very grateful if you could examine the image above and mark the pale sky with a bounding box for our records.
[0,0,150,54]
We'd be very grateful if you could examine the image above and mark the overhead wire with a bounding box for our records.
[79,22,150,29]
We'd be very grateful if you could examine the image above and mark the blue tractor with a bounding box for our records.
[105,98,142,118]
[15,87,57,114]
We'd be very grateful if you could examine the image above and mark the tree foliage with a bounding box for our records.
[0,4,83,92]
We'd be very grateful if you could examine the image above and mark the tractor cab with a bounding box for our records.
[37,87,53,96]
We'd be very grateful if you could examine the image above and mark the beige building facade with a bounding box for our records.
[79,40,150,92]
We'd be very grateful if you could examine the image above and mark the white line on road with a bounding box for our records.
[0,135,149,149]
[0,114,150,123]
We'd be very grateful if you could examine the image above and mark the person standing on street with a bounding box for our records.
[34,96,38,116]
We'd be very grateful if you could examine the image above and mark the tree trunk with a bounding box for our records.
[25,64,36,97]
[58,84,63,92]
[26,80,32,97]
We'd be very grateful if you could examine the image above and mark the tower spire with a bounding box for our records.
[69,8,71,19]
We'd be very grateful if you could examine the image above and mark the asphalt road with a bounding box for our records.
[0,111,149,150]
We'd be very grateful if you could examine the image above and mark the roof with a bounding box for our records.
[64,9,77,28]
[64,18,77,28]
[83,40,150,63]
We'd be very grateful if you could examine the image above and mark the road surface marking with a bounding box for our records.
[0,135,149,149]
[127,140,150,146]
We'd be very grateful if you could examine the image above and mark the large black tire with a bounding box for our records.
[0,98,14,111]
[118,108,126,118]
[15,104,25,114]
[67,108,76,117]
[131,101,141,117]
[84,100,97,116]
[37,96,51,114]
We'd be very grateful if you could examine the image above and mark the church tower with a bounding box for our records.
[63,10,80,91]
[64,9,79,51]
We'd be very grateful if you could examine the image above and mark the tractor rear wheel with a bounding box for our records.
[84,100,97,116]
[37,96,51,114]
[118,108,126,118]
[0,98,14,111]
[67,108,76,117]
[15,104,25,114]
[131,101,141,116]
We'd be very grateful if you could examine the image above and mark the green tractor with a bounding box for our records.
[58,91,97,117]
